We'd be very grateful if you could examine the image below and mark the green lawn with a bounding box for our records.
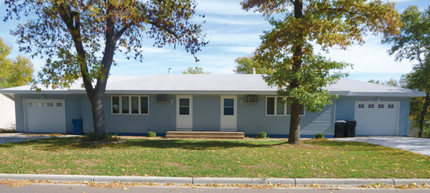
[0,138,429,178]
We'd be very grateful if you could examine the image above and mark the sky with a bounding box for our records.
[0,0,429,82]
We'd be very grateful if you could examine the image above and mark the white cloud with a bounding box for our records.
[223,46,256,54]
[206,31,262,45]
[195,0,257,16]
[320,37,414,74]
[204,16,265,25]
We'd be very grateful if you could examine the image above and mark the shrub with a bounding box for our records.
[257,132,267,139]
[315,133,325,139]
[147,131,156,137]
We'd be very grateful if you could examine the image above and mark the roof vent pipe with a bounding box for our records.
[252,68,256,74]
[168,68,172,75]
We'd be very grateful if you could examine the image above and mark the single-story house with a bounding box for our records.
[0,74,424,137]
[0,93,15,130]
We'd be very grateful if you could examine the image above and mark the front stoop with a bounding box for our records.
[165,131,245,139]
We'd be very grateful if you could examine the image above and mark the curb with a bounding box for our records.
[0,174,429,186]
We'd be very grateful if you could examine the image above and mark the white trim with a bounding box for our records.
[111,95,149,115]
[23,99,28,133]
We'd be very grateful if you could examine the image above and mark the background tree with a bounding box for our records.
[383,5,430,137]
[234,56,272,74]
[182,66,209,74]
[4,0,207,139]
[0,37,33,88]
[242,0,401,144]
[368,78,402,87]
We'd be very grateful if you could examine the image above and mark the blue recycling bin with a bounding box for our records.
[72,119,83,135]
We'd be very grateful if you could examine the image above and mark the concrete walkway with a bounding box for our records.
[0,133,54,144]
[333,137,430,156]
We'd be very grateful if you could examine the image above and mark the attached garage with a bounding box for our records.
[24,99,66,133]
[354,101,400,136]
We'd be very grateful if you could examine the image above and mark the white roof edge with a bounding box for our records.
[346,92,425,97]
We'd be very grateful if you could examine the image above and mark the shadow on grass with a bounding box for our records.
[0,137,289,151]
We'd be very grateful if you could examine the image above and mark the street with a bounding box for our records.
[0,184,429,193]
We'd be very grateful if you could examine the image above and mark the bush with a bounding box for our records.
[147,131,156,137]
[257,132,267,139]
[315,133,325,139]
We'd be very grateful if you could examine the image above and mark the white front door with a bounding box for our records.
[176,95,193,131]
[354,101,400,136]
[24,99,66,133]
[220,96,237,131]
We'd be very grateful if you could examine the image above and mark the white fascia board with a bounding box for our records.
[346,92,426,97]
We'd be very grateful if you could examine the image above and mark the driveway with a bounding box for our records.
[0,133,54,144]
[334,137,430,156]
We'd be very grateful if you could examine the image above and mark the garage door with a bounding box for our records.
[24,99,66,133]
[354,101,400,136]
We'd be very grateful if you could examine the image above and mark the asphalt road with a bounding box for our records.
[0,184,429,193]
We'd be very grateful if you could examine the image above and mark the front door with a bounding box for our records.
[176,95,193,131]
[220,96,237,131]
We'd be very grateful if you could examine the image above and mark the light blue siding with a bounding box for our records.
[335,96,411,136]
[237,95,334,136]
[193,95,220,131]
[101,94,176,134]
[12,93,411,137]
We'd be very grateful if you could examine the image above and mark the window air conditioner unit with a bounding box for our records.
[246,95,257,103]
[157,95,168,103]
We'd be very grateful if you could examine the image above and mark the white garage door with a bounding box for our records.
[354,101,400,136]
[24,99,66,133]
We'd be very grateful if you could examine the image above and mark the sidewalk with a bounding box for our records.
[0,174,429,186]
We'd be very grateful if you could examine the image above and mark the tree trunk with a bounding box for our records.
[88,89,106,138]
[288,0,304,144]
[418,92,430,137]
[288,100,301,144]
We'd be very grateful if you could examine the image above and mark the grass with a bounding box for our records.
[0,138,429,178]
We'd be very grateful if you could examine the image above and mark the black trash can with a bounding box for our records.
[335,120,346,137]
[345,120,357,137]
[72,119,83,135]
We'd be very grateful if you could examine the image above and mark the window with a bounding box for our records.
[38,102,44,107]
[368,104,374,108]
[131,96,139,114]
[141,97,149,114]
[122,96,129,114]
[266,97,275,115]
[267,96,286,116]
[112,96,149,115]
[388,104,394,108]
[179,98,190,115]
[358,104,364,108]
[224,98,234,115]
[56,103,62,107]
[47,102,54,107]
[276,97,285,115]
[112,96,120,114]
[28,102,34,107]
[267,97,304,116]
[378,104,384,108]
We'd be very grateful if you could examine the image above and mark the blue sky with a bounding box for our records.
[1,0,429,81]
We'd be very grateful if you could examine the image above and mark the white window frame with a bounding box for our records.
[265,96,305,116]
[111,95,149,115]
[265,96,286,116]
